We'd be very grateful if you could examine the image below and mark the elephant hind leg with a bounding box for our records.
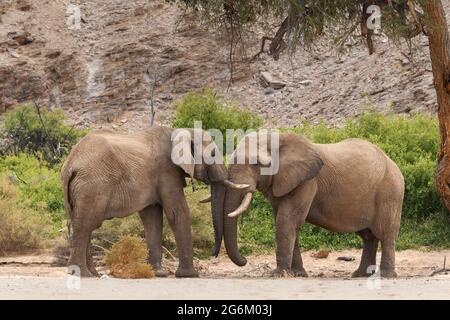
[68,205,104,277]
[86,236,100,277]
[68,224,94,277]
[379,238,398,278]
[352,228,379,278]
[372,171,402,278]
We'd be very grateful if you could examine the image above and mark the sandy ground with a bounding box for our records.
[0,249,449,299]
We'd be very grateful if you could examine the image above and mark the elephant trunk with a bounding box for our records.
[211,182,225,257]
[223,190,248,266]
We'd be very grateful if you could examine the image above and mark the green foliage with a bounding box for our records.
[168,0,417,54]
[0,105,87,237]
[172,88,263,154]
[0,175,52,255]
[0,104,86,166]
[0,154,65,228]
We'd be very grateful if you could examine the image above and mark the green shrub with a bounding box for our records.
[0,175,52,255]
[0,154,65,228]
[0,104,86,166]
[172,88,263,153]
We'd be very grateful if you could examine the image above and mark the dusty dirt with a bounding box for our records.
[0,249,449,299]
[1,249,448,278]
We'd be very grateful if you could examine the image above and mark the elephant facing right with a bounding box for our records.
[210,131,405,278]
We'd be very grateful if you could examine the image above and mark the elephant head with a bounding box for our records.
[170,127,249,257]
[215,131,323,266]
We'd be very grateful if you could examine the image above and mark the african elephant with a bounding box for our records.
[61,126,244,278]
[212,131,404,278]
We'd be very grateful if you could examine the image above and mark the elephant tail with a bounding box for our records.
[61,165,76,239]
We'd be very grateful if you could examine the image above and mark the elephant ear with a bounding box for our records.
[171,129,196,179]
[272,136,323,197]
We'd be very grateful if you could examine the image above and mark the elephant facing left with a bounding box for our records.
[61,126,242,278]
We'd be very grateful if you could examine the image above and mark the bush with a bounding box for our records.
[0,154,65,228]
[0,104,86,166]
[172,88,263,153]
[104,236,155,279]
[0,175,52,255]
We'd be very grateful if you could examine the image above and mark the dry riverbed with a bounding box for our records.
[0,249,449,299]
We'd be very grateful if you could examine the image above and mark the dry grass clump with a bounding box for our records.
[104,235,155,279]
[0,176,50,255]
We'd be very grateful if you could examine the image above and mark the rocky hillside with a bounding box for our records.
[0,0,447,130]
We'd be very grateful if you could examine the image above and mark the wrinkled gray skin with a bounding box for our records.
[61,126,227,278]
[213,132,404,278]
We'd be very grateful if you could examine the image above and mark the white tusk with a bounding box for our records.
[227,192,253,218]
[199,195,211,203]
[223,180,250,189]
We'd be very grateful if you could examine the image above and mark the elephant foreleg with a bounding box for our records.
[273,211,298,277]
[139,204,168,277]
[291,234,308,277]
[162,191,198,278]
[272,180,316,278]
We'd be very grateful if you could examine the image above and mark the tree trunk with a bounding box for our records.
[423,0,450,211]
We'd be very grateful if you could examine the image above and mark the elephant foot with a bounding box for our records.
[351,268,372,278]
[291,267,308,278]
[175,267,199,278]
[380,268,398,278]
[270,268,292,278]
[88,267,100,277]
[68,265,95,278]
[87,262,100,277]
[155,269,169,278]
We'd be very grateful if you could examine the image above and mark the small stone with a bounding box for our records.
[45,50,61,59]
[299,80,312,86]
[260,72,286,89]
[337,256,355,262]
[311,250,330,259]
[11,32,33,45]
[264,88,274,95]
